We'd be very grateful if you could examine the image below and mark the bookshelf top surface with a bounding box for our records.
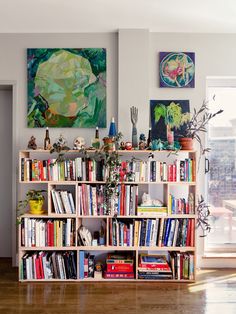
[19,149,197,154]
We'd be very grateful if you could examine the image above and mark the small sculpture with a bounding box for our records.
[130,106,138,148]
[141,193,163,207]
[139,133,146,150]
[151,139,164,151]
[73,137,86,150]
[56,134,67,148]
[28,136,37,150]
[125,142,132,150]
[120,141,126,150]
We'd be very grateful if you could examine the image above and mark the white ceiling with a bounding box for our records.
[1,0,236,33]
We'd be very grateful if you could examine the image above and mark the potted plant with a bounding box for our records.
[18,189,47,215]
[179,98,223,151]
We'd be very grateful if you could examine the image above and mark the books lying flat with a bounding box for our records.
[104,272,134,279]
[137,206,167,216]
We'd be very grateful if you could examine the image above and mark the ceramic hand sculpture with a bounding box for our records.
[130,106,138,148]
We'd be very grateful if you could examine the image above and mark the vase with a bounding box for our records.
[179,138,193,150]
[29,199,44,215]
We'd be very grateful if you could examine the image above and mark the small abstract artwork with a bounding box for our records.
[27,48,107,127]
[159,52,195,88]
[150,100,190,141]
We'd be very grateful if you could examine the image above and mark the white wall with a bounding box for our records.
[1,31,236,265]
[0,89,12,257]
[0,33,118,148]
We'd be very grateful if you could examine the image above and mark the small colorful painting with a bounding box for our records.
[150,100,190,141]
[159,52,195,88]
[27,48,106,127]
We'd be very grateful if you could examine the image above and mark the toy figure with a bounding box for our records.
[27,136,37,150]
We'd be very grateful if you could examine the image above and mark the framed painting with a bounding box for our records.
[150,100,190,141]
[159,52,195,88]
[27,48,106,127]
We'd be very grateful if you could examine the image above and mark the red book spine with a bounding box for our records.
[186,220,191,246]
[50,222,54,246]
[35,257,41,279]
[106,264,134,273]
[168,165,172,181]
[47,222,50,246]
[190,219,195,247]
[138,263,170,270]
[172,164,176,181]
[104,272,134,279]
[38,254,44,279]
[186,202,189,214]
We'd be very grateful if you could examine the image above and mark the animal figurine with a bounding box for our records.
[27,136,37,150]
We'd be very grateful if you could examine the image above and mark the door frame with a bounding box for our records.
[0,80,17,266]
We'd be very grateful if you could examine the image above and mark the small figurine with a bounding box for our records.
[130,106,138,148]
[125,142,132,150]
[139,133,147,150]
[73,137,86,150]
[120,141,126,150]
[151,139,164,151]
[28,136,37,150]
[56,134,67,148]
[141,193,163,207]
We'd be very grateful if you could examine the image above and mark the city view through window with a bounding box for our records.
[207,87,236,250]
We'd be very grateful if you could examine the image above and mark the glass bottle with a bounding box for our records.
[44,127,50,150]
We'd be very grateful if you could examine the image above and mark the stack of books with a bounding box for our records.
[137,206,167,217]
[170,252,194,280]
[104,253,134,279]
[138,254,173,280]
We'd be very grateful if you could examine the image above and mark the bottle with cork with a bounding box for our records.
[44,127,51,150]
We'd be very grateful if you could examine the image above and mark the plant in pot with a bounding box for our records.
[179,98,223,151]
[18,189,47,216]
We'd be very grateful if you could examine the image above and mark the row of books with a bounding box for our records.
[109,218,195,247]
[21,218,75,247]
[20,157,104,182]
[170,252,194,280]
[79,251,95,279]
[78,184,138,216]
[119,159,195,182]
[168,193,195,214]
[20,157,195,183]
[21,251,77,280]
[51,189,75,214]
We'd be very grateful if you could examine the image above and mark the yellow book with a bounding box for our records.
[134,221,140,246]
[168,194,172,215]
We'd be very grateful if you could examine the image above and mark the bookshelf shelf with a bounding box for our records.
[18,149,197,282]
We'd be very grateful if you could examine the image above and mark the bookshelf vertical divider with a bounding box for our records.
[18,149,197,282]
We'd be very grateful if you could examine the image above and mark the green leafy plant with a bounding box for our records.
[50,142,70,163]
[181,97,223,154]
[196,195,211,237]
[17,189,46,217]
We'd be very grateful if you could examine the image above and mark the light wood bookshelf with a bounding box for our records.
[18,149,197,282]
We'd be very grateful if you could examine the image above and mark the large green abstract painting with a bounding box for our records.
[27,48,106,127]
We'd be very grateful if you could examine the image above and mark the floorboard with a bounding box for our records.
[0,258,236,314]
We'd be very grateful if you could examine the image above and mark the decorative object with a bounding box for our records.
[130,106,138,148]
[139,133,146,150]
[73,137,86,150]
[44,127,51,150]
[167,126,174,145]
[27,136,37,150]
[125,142,132,150]
[50,135,70,163]
[108,117,117,138]
[159,52,195,88]
[78,225,92,246]
[103,137,115,151]
[141,193,163,207]
[18,189,46,215]
[147,128,152,148]
[179,98,223,154]
[120,141,126,150]
[196,195,211,237]
[91,126,100,149]
[150,100,190,142]
[27,48,106,128]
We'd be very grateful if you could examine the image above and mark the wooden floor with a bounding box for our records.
[1,259,236,314]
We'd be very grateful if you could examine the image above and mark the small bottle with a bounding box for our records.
[147,128,152,147]
[95,126,99,139]
[99,222,105,245]
[44,127,50,150]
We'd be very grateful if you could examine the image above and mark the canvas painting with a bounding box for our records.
[27,48,106,127]
[150,100,190,141]
[159,52,195,88]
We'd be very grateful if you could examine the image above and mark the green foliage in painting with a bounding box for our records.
[27,48,107,128]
